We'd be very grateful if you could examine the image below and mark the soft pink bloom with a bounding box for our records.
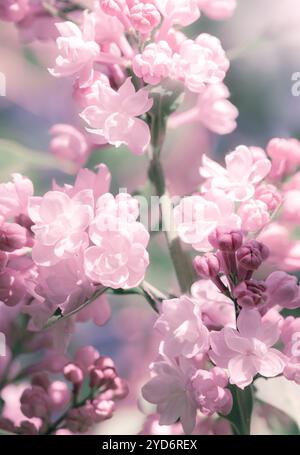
[133,41,173,85]
[201,146,271,201]
[129,2,161,34]
[169,83,238,135]
[80,77,153,155]
[0,174,33,220]
[29,190,94,266]
[48,381,71,411]
[255,184,282,212]
[172,34,229,93]
[157,0,201,28]
[155,296,209,359]
[53,164,111,202]
[238,199,270,232]
[198,0,236,20]
[49,124,91,172]
[174,189,241,252]
[265,271,300,310]
[49,13,100,88]
[193,253,220,278]
[209,309,286,389]
[191,367,232,416]
[99,0,131,28]
[282,189,300,223]
[142,357,198,434]
[191,279,234,328]
[0,0,28,22]
[84,194,149,289]
[267,138,300,180]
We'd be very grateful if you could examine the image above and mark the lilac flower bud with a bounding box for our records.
[20,386,52,419]
[208,228,243,252]
[64,363,84,385]
[89,368,105,388]
[0,222,28,252]
[193,254,220,278]
[233,280,267,308]
[237,240,269,271]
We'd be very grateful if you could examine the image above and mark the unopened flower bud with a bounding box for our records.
[193,254,220,278]
[0,222,28,252]
[208,228,243,251]
[64,363,84,384]
[233,280,267,308]
[237,240,269,271]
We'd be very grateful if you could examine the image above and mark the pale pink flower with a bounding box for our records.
[29,190,94,266]
[191,367,232,416]
[84,195,149,289]
[0,174,33,220]
[157,0,201,28]
[49,13,100,88]
[265,271,300,310]
[238,199,270,232]
[80,77,153,155]
[142,357,198,434]
[209,309,286,389]
[198,0,236,20]
[174,189,241,252]
[133,41,173,85]
[267,138,300,180]
[129,2,161,35]
[172,34,229,93]
[155,296,210,359]
[0,0,28,22]
[201,145,271,201]
[99,0,131,28]
[53,164,111,202]
[255,184,282,212]
[49,124,91,172]
[169,83,238,135]
[191,279,234,328]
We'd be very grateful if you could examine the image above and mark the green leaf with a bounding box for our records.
[225,385,254,435]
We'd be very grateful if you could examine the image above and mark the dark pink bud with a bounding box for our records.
[237,240,269,271]
[193,254,220,278]
[233,280,267,308]
[112,377,129,399]
[20,386,52,419]
[31,373,50,391]
[89,368,105,388]
[208,228,243,252]
[64,363,84,384]
[0,222,28,252]
[94,356,115,370]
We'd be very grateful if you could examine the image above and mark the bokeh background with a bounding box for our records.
[1,0,300,434]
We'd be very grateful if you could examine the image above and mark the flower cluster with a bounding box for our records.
[0,346,128,435]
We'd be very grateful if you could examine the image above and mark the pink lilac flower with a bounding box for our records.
[191,367,232,416]
[209,309,286,389]
[255,184,282,212]
[265,271,300,310]
[29,190,94,266]
[49,12,100,88]
[191,279,234,328]
[80,77,153,155]
[133,41,173,85]
[238,199,270,232]
[142,357,198,434]
[129,2,161,35]
[169,83,238,135]
[49,124,91,172]
[267,138,300,181]
[157,0,201,35]
[0,174,33,220]
[174,189,241,252]
[0,0,28,22]
[172,34,229,93]
[154,296,210,359]
[84,194,149,289]
[201,146,271,201]
[198,0,236,20]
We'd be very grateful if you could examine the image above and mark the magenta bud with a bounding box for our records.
[208,228,243,252]
[63,363,84,385]
[112,378,129,399]
[89,368,105,388]
[233,280,267,308]
[193,254,220,278]
[237,240,269,271]
[31,373,50,392]
[0,222,28,252]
